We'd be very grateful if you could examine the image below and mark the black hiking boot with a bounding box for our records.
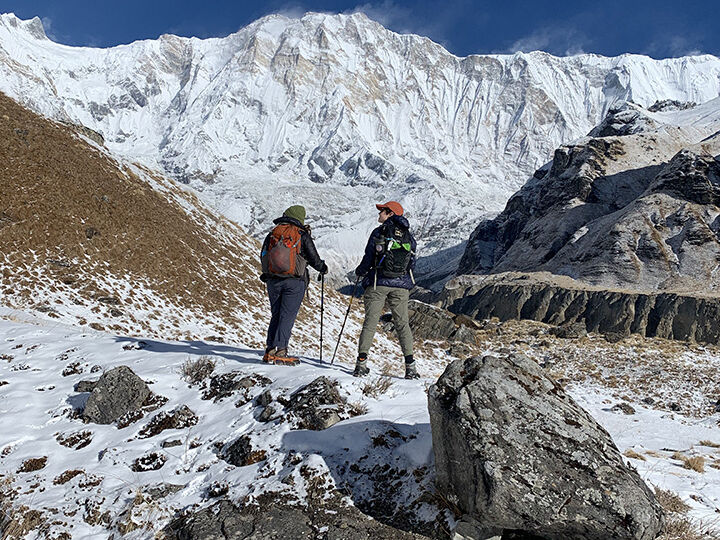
[353,358,369,377]
[404,361,420,380]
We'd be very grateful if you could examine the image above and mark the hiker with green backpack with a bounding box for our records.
[260,205,327,365]
[353,201,418,379]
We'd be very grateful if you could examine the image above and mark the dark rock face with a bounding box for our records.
[286,376,346,430]
[549,321,587,339]
[163,499,427,540]
[82,366,150,424]
[404,300,478,344]
[202,371,271,403]
[440,273,720,344]
[457,112,720,297]
[587,103,656,138]
[428,353,665,540]
[221,435,266,467]
[138,405,198,438]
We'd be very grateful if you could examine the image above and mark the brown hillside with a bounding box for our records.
[0,91,265,339]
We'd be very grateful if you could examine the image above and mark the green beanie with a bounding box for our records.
[283,205,306,225]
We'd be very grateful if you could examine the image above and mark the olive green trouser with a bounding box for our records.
[357,286,413,357]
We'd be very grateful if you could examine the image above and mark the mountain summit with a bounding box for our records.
[1,12,720,268]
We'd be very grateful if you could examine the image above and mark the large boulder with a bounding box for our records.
[428,353,664,540]
[82,366,150,424]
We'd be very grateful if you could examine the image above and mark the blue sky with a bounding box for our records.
[2,0,717,59]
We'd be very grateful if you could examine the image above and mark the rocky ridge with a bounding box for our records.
[449,98,720,341]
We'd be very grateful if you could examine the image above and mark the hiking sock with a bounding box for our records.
[404,354,413,364]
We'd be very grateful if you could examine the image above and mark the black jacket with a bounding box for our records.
[260,216,326,283]
[355,215,416,290]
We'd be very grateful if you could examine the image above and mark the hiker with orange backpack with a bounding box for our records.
[260,205,327,365]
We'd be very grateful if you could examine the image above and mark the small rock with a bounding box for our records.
[161,439,183,448]
[75,380,98,393]
[611,403,636,415]
[203,372,271,402]
[207,481,229,498]
[668,402,682,412]
[549,322,587,339]
[450,324,477,344]
[257,388,275,407]
[138,405,198,438]
[603,331,627,343]
[258,402,282,423]
[145,483,183,500]
[286,376,346,431]
[131,452,167,472]
[222,435,267,467]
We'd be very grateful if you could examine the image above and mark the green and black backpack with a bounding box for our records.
[376,222,413,278]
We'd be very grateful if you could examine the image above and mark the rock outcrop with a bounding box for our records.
[82,366,150,424]
[163,499,427,539]
[458,101,720,294]
[428,353,665,540]
[286,376,347,431]
[439,272,720,344]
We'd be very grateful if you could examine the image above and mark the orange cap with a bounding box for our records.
[375,201,404,216]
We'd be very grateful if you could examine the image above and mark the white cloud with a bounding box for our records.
[643,35,706,59]
[668,36,704,57]
[272,3,310,20]
[345,1,411,31]
[505,26,589,56]
[40,16,57,41]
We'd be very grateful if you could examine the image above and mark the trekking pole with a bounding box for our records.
[319,273,325,363]
[331,276,361,365]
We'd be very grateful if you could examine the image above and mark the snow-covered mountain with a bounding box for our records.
[1,12,720,271]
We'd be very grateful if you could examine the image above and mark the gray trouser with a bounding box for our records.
[266,278,306,350]
[357,286,413,357]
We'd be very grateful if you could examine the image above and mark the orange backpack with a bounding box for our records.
[261,223,306,277]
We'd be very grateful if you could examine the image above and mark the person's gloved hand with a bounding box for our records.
[355,266,366,277]
[317,263,328,280]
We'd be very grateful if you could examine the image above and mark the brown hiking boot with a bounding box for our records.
[268,348,300,366]
[262,348,276,364]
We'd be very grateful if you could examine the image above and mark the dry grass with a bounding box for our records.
[682,456,706,473]
[362,376,394,398]
[0,91,265,335]
[654,486,691,514]
[181,355,216,385]
[699,440,720,448]
[623,449,646,461]
[659,515,720,540]
[348,400,369,416]
[653,486,720,540]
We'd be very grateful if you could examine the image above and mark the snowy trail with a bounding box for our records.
[1,314,719,538]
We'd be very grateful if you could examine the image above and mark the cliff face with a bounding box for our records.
[458,99,720,294]
[439,273,720,344]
